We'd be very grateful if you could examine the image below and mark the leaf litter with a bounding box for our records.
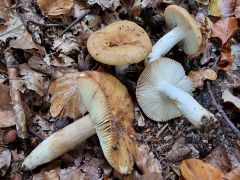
[0,0,240,179]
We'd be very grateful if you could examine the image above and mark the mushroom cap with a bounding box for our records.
[77,71,137,174]
[136,58,194,122]
[164,5,202,55]
[87,20,152,66]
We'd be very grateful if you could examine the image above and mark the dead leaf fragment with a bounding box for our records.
[218,40,234,70]
[49,73,87,119]
[135,144,162,174]
[209,0,237,17]
[0,11,24,42]
[211,17,238,47]
[37,0,73,18]
[188,69,217,88]
[9,30,45,53]
[87,0,120,10]
[225,167,240,180]
[0,0,11,24]
[0,110,15,128]
[222,89,240,109]
[17,64,47,96]
[180,158,225,180]
[234,0,240,18]
[195,0,209,5]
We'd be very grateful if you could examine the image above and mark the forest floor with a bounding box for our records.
[0,0,240,179]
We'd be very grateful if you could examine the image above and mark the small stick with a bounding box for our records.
[60,11,89,37]
[28,20,67,28]
[5,49,27,139]
[206,81,240,139]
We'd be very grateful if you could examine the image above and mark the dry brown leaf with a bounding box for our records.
[138,172,163,180]
[19,64,47,96]
[0,110,15,128]
[0,11,24,42]
[48,73,87,119]
[211,17,238,47]
[218,40,234,70]
[188,69,217,88]
[209,0,237,17]
[0,0,11,24]
[204,145,231,172]
[180,159,225,180]
[134,144,162,174]
[37,0,73,18]
[28,54,54,75]
[222,89,240,109]
[225,167,240,180]
[52,36,80,55]
[9,30,45,53]
[0,84,12,110]
[87,0,120,10]
[131,0,152,17]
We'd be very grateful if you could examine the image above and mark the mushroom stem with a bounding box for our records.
[115,65,129,75]
[147,26,185,64]
[157,81,214,127]
[22,115,96,170]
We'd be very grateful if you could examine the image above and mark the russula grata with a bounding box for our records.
[147,5,202,64]
[136,58,216,128]
[22,71,137,174]
[87,20,152,74]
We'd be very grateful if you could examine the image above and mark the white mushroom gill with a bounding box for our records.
[156,81,214,127]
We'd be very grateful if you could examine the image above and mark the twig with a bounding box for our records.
[5,49,27,139]
[207,81,240,139]
[28,20,67,28]
[60,11,89,36]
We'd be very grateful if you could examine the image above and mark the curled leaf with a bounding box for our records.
[211,17,237,47]
[37,0,73,18]
[180,159,225,180]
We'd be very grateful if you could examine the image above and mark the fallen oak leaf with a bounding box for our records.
[188,69,217,88]
[37,0,73,18]
[211,17,237,47]
[222,89,240,110]
[180,158,225,180]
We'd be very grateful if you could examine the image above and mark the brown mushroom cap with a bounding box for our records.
[77,71,137,174]
[87,20,152,66]
[164,5,202,55]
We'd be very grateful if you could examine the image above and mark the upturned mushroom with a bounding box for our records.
[136,58,216,128]
[147,5,202,64]
[22,71,137,174]
[87,20,152,74]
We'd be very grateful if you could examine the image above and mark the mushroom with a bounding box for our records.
[136,58,216,128]
[87,20,152,74]
[22,71,137,174]
[147,5,202,64]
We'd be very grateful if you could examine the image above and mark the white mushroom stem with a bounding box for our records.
[22,115,96,170]
[157,81,214,127]
[147,26,185,64]
[115,65,129,76]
